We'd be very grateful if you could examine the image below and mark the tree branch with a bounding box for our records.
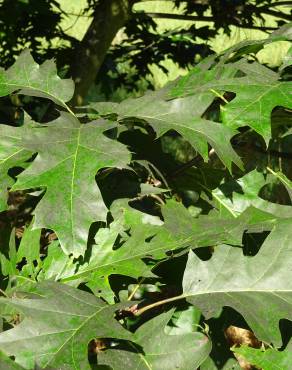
[69,0,133,106]
[260,8,292,21]
[263,1,292,7]
[144,12,277,31]
[144,12,213,22]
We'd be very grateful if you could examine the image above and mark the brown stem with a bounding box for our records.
[134,294,185,316]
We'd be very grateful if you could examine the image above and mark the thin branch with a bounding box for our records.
[260,8,292,21]
[134,294,184,316]
[145,12,213,22]
[128,277,146,301]
[168,156,203,179]
[138,0,292,6]
[0,288,8,297]
[144,12,277,30]
[264,1,292,7]
[61,11,92,18]
[62,11,83,33]
[234,24,277,31]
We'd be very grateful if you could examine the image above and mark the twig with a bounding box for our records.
[128,277,146,301]
[143,12,277,31]
[134,294,184,316]
[0,288,8,297]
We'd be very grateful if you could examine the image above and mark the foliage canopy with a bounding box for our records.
[0,0,291,103]
[0,24,292,369]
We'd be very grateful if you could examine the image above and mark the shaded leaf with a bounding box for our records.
[267,166,292,201]
[62,202,178,284]
[0,282,129,370]
[91,91,242,171]
[200,356,241,370]
[99,310,211,370]
[183,219,292,345]
[162,200,276,247]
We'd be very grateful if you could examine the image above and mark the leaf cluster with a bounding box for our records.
[0,26,292,369]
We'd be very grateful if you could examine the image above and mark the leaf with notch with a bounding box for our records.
[0,351,25,370]
[98,310,211,370]
[16,220,41,279]
[0,50,74,108]
[162,200,276,247]
[0,281,130,370]
[182,219,292,346]
[267,167,292,202]
[233,344,292,370]
[0,124,32,212]
[61,202,179,285]
[91,91,242,171]
[63,199,276,289]
[219,61,292,144]
[9,114,130,257]
[212,169,292,218]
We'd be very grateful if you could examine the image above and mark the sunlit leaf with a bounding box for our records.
[7,114,130,257]
[0,50,74,108]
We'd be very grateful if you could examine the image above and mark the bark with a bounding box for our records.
[70,0,133,106]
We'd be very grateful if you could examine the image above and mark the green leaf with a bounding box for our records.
[233,345,292,370]
[16,220,41,279]
[62,199,277,293]
[61,202,178,283]
[0,50,74,108]
[0,351,25,370]
[220,61,292,144]
[182,219,292,346]
[168,57,237,99]
[37,241,76,282]
[168,54,292,145]
[98,310,211,370]
[9,114,130,257]
[267,166,292,201]
[212,169,292,218]
[280,45,292,72]
[0,229,18,278]
[200,356,241,370]
[162,200,276,247]
[0,124,32,212]
[92,91,242,171]
[165,306,201,335]
[0,281,129,370]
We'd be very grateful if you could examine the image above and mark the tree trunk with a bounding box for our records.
[70,0,133,106]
